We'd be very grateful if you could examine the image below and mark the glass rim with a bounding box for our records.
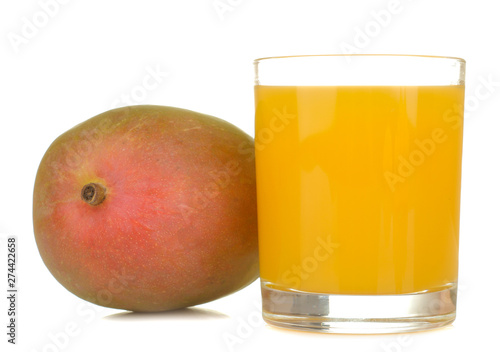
[254,54,466,64]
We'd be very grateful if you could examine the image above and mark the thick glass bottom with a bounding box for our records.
[261,281,457,334]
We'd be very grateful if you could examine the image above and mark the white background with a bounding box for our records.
[1,0,499,351]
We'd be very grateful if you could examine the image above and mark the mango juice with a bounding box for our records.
[255,85,464,295]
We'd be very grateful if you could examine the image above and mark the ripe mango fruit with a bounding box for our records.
[33,105,259,312]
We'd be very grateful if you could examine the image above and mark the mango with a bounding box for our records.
[33,105,258,312]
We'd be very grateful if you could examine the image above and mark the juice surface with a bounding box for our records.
[255,85,464,295]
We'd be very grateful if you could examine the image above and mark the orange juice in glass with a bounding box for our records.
[254,55,465,333]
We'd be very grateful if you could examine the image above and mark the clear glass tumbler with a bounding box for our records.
[254,54,465,333]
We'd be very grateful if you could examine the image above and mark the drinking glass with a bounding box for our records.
[254,54,465,333]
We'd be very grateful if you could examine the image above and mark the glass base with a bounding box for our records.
[261,281,457,334]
